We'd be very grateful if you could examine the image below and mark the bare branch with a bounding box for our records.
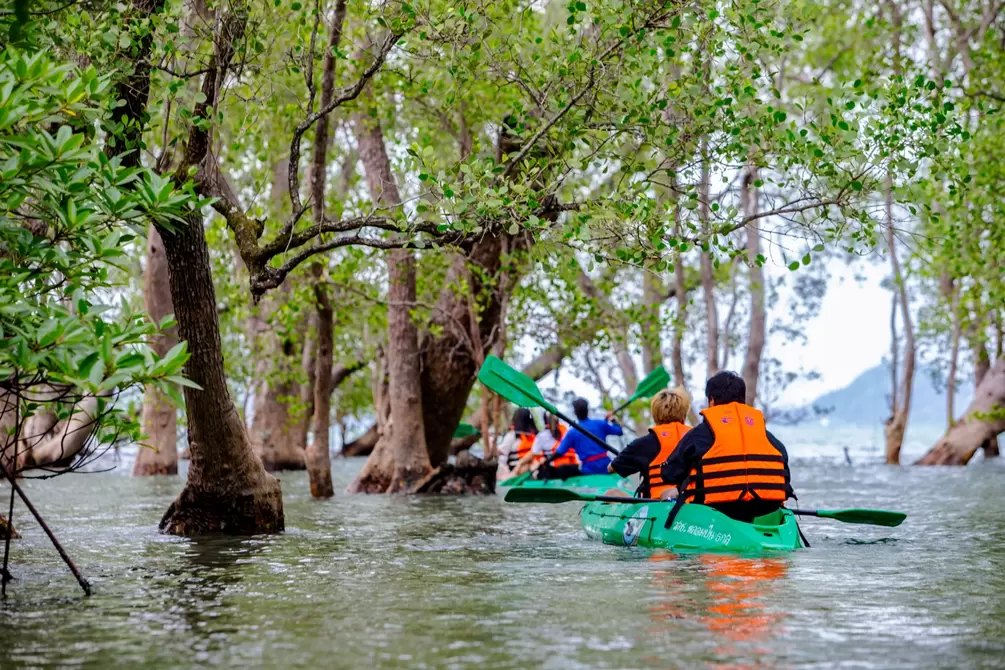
[285,30,404,219]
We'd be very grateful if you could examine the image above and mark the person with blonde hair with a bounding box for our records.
[608,386,692,498]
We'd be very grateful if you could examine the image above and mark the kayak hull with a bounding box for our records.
[580,500,804,554]
[498,473,628,490]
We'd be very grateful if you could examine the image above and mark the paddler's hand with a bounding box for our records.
[605,411,618,423]
[659,488,678,501]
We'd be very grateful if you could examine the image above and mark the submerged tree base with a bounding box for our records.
[259,454,306,472]
[159,476,284,535]
[133,460,178,476]
[0,513,18,539]
[413,453,496,495]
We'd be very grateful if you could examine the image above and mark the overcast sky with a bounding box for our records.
[770,258,891,406]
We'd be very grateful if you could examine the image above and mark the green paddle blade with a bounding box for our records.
[452,422,480,439]
[613,366,671,413]
[631,366,671,402]
[478,355,559,414]
[815,508,906,527]
[504,487,592,503]
[792,508,907,527]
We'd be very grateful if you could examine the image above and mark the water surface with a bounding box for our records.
[1,434,1003,669]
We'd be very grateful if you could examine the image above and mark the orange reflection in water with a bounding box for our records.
[645,552,789,670]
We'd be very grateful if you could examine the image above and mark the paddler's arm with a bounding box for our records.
[602,412,624,437]
[608,433,659,476]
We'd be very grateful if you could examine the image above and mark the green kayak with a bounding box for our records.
[580,499,804,554]
[499,472,629,491]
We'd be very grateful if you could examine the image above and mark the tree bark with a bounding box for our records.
[419,238,515,466]
[15,395,98,471]
[342,423,378,457]
[641,271,664,375]
[698,148,719,376]
[0,513,17,540]
[134,226,179,476]
[883,176,915,466]
[740,167,765,406]
[306,269,335,498]
[916,358,1005,465]
[349,105,433,492]
[247,157,307,472]
[157,209,283,535]
[247,289,306,472]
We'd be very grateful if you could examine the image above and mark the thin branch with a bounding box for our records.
[285,30,403,219]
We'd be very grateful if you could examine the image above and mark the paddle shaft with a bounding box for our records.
[610,398,634,415]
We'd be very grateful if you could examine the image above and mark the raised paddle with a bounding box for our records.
[611,366,671,415]
[503,488,907,527]
[477,355,619,457]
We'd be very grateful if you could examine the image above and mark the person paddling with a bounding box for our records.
[498,408,538,480]
[608,387,692,498]
[658,371,794,522]
[551,398,623,475]
[513,412,578,478]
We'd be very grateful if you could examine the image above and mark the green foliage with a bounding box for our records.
[0,47,195,455]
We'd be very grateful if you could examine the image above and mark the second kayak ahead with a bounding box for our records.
[580,499,805,554]
[498,472,630,491]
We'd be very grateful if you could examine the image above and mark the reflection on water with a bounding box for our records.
[0,456,1004,669]
[644,553,788,669]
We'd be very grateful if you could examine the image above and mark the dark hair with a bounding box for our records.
[511,407,538,434]
[705,371,746,405]
[572,397,589,421]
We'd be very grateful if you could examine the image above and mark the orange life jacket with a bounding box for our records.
[643,422,690,499]
[548,424,578,467]
[682,403,788,505]
[507,431,537,467]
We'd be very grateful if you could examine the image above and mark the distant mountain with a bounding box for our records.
[795,363,972,427]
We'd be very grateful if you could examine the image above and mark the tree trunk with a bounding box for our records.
[419,238,516,466]
[0,513,17,540]
[250,375,305,471]
[883,177,915,465]
[641,271,664,375]
[350,107,433,492]
[16,394,98,471]
[305,269,335,498]
[134,226,179,475]
[296,314,318,453]
[156,210,283,535]
[342,423,378,457]
[916,358,1005,465]
[740,167,765,406]
[248,158,307,472]
[972,342,1000,457]
[522,344,568,381]
[698,148,719,376]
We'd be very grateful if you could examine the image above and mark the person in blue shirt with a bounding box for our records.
[552,398,623,475]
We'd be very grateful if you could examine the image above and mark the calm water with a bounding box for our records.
[1,429,1004,669]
